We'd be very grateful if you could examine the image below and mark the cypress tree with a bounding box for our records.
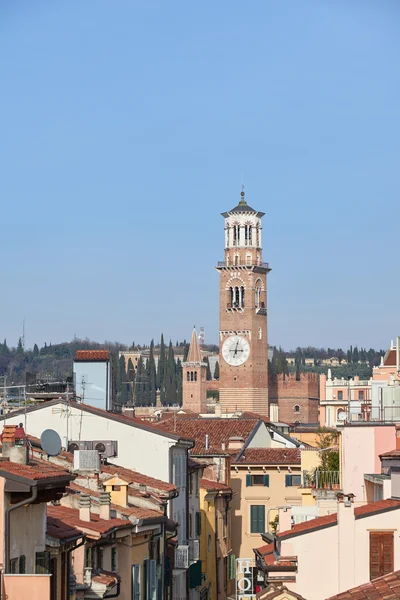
[1,339,9,356]
[118,355,129,406]
[295,358,301,381]
[164,341,176,405]
[148,340,157,405]
[213,360,220,380]
[135,356,146,405]
[157,334,166,390]
[33,343,39,356]
[206,357,212,381]
[17,337,24,356]
[127,358,135,402]
[176,358,183,406]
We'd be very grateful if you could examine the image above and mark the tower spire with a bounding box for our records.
[186,327,202,363]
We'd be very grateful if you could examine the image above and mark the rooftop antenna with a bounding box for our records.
[40,429,62,457]
[22,317,25,350]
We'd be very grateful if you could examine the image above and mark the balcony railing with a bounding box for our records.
[175,545,189,570]
[302,470,341,490]
[188,538,200,562]
[217,261,270,269]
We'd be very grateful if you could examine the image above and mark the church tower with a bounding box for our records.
[182,328,207,413]
[216,189,271,415]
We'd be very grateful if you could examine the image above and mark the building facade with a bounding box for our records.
[216,189,270,415]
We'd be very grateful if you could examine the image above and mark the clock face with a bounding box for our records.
[222,335,250,366]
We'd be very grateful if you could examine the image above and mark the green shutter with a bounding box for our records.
[263,474,269,487]
[285,474,292,487]
[229,554,236,579]
[259,506,265,532]
[246,474,253,487]
[189,560,202,589]
[196,511,202,536]
[250,505,257,532]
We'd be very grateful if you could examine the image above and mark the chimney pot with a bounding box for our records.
[79,493,91,522]
[99,491,111,520]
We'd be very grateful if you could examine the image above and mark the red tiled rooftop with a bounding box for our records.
[201,478,232,493]
[92,571,119,587]
[153,417,260,454]
[326,569,400,599]
[379,448,400,458]
[101,463,176,494]
[236,448,301,465]
[75,350,110,361]
[0,459,72,482]
[47,514,83,541]
[47,505,131,536]
[383,349,397,367]
[276,499,400,540]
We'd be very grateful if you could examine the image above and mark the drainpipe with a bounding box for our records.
[103,580,121,599]
[66,536,85,599]
[5,484,37,573]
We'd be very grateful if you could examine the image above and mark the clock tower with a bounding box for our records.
[216,189,271,415]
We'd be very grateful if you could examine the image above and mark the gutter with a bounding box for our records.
[5,484,37,572]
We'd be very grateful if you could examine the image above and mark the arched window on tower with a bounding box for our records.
[241,286,245,308]
[256,225,260,247]
[194,371,197,381]
[249,225,253,245]
[258,328,262,340]
[191,371,194,382]
[234,254,239,266]
[234,287,240,308]
[244,225,248,246]
[246,253,252,265]
[187,372,190,382]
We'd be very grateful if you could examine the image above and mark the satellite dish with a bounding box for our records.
[40,429,62,457]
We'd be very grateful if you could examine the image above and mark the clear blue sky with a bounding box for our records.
[1,0,399,351]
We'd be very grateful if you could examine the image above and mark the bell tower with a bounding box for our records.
[216,188,271,415]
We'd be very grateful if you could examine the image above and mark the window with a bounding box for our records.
[370,532,393,580]
[85,547,92,569]
[285,475,301,487]
[187,372,190,381]
[196,511,202,536]
[337,391,343,400]
[10,558,18,574]
[229,554,236,580]
[112,485,121,491]
[246,474,269,487]
[294,405,300,413]
[19,555,26,574]
[359,390,365,401]
[250,505,265,533]
[194,371,197,382]
[132,564,141,600]
[224,556,228,590]
[98,548,104,570]
[111,546,117,571]
[258,328,262,340]
[36,551,50,574]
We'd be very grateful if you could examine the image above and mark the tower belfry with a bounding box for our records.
[216,189,271,415]
[182,328,207,413]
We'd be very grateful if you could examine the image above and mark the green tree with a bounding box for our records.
[148,340,157,405]
[157,334,166,390]
[163,341,177,405]
[33,343,39,356]
[315,427,339,471]
[127,358,135,402]
[16,337,24,356]
[176,358,183,406]
[205,357,212,381]
[1,339,9,356]
[117,355,129,406]
[352,346,359,364]
[295,359,301,381]
[183,342,190,362]
[214,360,220,380]
[135,356,149,405]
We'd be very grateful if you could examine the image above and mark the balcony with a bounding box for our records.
[3,574,51,600]
[175,544,189,570]
[188,538,200,562]
[302,470,341,490]
[216,261,270,270]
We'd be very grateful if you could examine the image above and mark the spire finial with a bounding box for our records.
[239,184,247,206]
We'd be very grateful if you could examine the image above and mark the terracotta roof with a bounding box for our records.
[153,417,260,454]
[1,424,27,444]
[101,463,176,494]
[186,328,202,363]
[47,514,84,541]
[277,499,400,540]
[92,571,119,587]
[67,481,165,521]
[255,542,274,557]
[241,412,271,423]
[380,449,400,458]
[256,584,307,600]
[0,459,73,482]
[47,505,131,537]
[75,350,110,361]
[383,349,397,367]
[326,569,400,599]
[201,478,232,493]
[235,448,301,465]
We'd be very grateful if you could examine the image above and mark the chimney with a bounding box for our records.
[205,435,209,450]
[79,493,91,522]
[1,424,28,465]
[228,436,245,450]
[337,493,356,591]
[277,506,292,533]
[396,426,400,450]
[99,491,111,520]
[215,402,222,418]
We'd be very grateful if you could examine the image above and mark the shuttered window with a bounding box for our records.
[132,564,141,600]
[369,532,394,580]
[250,505,265,533]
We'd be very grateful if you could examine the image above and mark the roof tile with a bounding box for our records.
[75,350,110,361]
[0,459,72,482]
[326,569,400,599]
[201,478,232,493]
[47,505,130,536]
[236,448,301,465]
